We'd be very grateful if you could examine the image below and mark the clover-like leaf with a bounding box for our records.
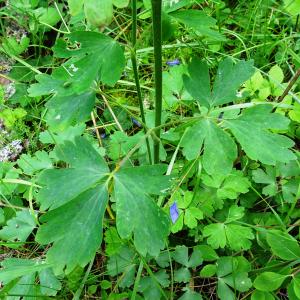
[203,223,254,250]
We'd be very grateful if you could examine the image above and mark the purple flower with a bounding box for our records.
[100,133,106,139]
[167,59,180,66]
[170,202,179,223]
[131,117,142,128]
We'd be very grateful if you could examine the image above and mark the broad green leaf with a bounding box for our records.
[53,31,125,86]
[184,207,203,228]
[183,58,211,107]
[216,256,252,299]
[0,258,49,285]
[194,245,219,261]
[226,205,245,223]
[39,268,62,296]
[266,230,300,260]
[251,291,275,300]
[203,169,250,199]
[36,185,108,274]
[0,208,4,224]
[45,91,95,129]
[0,259,61,298]
[114,165,170,256]
[172,245,203,268]
[182,119,237,176]
[268,65,284,84]
[225,224,254,250]
[37,136,109,210]
[138,270,170,300]
[84,0,113,27]
[104,227,125,256]
[163,64,192,108]
[17,151,53,175]
[174,267,191,283]
[254,272,287,291]
[225,105,296,165]
[252,166,277,196]
[39,124,85,145]
[217,279,235,300]
[222,271,252,292]
[293,277,300,298]
[203,223,226,249]
[184,58,254,107]
[212,58,254,106]
[178,289,203,300]
[0,209,36,247]
[170,10,225,40]
[200,264,216,278]
[107,245,136,278]
[68,0,84,15]
[28,31,125,98]
[113,0,129,8]
[216,256,251,277]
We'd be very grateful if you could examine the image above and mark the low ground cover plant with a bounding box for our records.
[0,0,300,299]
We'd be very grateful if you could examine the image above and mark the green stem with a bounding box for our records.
[131,259,143,300]
[151,0,163,163]
[131,0,152,164]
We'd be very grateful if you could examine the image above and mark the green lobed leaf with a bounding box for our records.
[114,165,170,256]
[183,58,254,107]
[203,223,254,250]
[17,151,53,175]
[37,136,109,210]
[170,10,225,40]
[45,91,95,130]
[225,105,296,165]
[182,119,237,176]
[36,185,108,274]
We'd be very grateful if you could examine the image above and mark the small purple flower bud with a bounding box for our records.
[131,117,142,128]
[167,59,180,66]
[170,202,179,223]
[100,133,106,139]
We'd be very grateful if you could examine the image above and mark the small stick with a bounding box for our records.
[277,68,300,102]
[101,94,124,132]
[90,111,102,147]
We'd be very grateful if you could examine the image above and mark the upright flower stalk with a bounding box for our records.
[151,0,163,164]
[131,0,152,164]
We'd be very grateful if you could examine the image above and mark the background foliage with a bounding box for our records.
[0,0,300,299]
